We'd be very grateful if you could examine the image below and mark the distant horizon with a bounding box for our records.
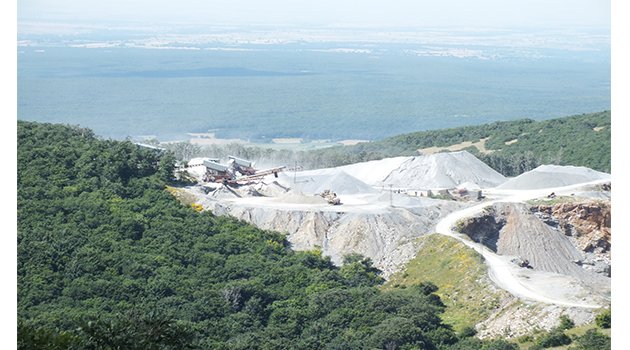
[17,21,610,53]
[17,20,611,38]
[18,0,610,30]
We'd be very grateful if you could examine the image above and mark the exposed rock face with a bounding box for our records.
[202,198,463,278]
[477,299,598,339]
[498,204,589,279]
[456,201,611,296]
[531,201,610,277]
[454,200,612,338]
[455,208,505,252]
[532,202,610,255]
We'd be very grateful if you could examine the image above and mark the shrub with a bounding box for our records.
[557,314,575,330]
[459,326,478,338]
[516,334,533,343]
[536,330,571,348]
[595,309,611,329]
[571,329,611,350]
[480,339,518,350]
[191,203,204,212]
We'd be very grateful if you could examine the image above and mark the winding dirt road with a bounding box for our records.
[434,180,610,309]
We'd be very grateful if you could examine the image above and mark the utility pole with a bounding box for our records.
[389,184,393,207]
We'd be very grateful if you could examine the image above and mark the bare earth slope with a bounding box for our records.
[532,200,611,275]
[437,179,611,308]
[498,203,589,280]
[460,203,610,288]
[191,184,464,277]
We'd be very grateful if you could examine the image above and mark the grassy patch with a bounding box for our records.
[564,322,611,342]
[515,322,611,350]
[526,196,578,206]
[386,233,503,332]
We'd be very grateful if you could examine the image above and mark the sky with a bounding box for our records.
[18,0,610,29]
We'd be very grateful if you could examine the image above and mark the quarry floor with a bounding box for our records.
[183,153,611,311]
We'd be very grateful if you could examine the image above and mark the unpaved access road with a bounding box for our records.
[435,180,610,309]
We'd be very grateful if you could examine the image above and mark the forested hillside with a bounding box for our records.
[17,121,517,349]
[311,111,611,176]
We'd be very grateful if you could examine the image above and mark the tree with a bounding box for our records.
[535,330,571,348]
[18,321,80,350]
[17,121,528,349]
[166,142,202,161]
[340,254,384,287]
[458,326,477,338]
[571,329,611,350]
[369,317,427,350]
[79,311,196,350]
[157,151,177,183]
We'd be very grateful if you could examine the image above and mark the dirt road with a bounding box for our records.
[435,180,610,308]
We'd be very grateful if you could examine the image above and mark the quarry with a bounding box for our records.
[176,150,611,337]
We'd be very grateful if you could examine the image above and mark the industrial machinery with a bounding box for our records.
[197,156,285,186]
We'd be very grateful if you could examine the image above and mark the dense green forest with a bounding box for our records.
[373,110,611,176]
[164,111,610,176]
[18,121,522,349]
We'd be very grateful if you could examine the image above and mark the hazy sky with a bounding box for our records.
[19,0,610,29]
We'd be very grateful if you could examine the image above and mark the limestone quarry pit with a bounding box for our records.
[180,150,612,336]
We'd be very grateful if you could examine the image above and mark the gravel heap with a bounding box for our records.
[384,151,506,189]
[278,170,377,195]
[497,165,610,190]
